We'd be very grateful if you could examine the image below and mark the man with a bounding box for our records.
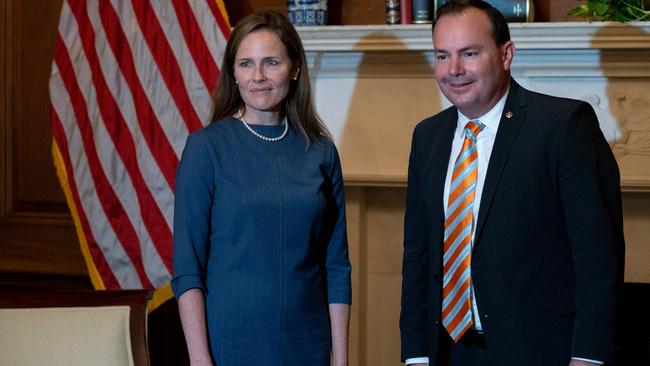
[399,1,625,366]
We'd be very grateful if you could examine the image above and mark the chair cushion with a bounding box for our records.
[0,306,134,366]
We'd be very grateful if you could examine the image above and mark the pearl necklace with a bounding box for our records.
[238,116,289,142]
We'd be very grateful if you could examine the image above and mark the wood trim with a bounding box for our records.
[0,222,87,277]
[0,272,91,290]
[297,23,650,52]
[9,0,19,215]
[9,0,65,215]
[343,175,650,193]
[6,0,16,217]
[0,0,9,218]
[343,187,368,365]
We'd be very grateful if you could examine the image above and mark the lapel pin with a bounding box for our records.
[505,111,513,119]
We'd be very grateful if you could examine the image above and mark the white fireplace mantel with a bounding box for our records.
[298,22,650,77]
[296,23,650,191]
[298,22,650,51]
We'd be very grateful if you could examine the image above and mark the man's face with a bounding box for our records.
[433,8,514,119]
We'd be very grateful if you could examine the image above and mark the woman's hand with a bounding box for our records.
[329,303,351,366]
[178,289,213,366]
[190,359,213,366]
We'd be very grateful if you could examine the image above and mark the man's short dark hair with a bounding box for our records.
[432,0,511,46]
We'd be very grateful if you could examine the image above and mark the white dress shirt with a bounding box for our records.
[405,91,603,365]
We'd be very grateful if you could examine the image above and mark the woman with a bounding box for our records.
[171,10,351,366]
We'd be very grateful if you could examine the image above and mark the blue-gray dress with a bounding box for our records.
[171,117,352,365]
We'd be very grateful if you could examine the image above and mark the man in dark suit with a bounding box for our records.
[399,1,624,366]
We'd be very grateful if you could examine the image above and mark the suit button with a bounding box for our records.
[434,319,440,325]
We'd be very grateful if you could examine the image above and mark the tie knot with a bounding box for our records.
[464,120,485,141]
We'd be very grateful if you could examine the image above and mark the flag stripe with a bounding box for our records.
[190,0,229,81]
[89,2,175,230]
[99,1,179,190]
[51,62,143,289]
[131,0,204,133]
[54,23,152,288]
[172,0,220,91]
[147,0,214,129]
[50,0,229,299]
[205,0,232,39]
[50,53,141,289]
[92,2,179,280]
[56,2,170,288]
[68,0,173,275]
[51,107,121,290]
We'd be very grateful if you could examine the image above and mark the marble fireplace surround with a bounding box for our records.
[297,22,650,191]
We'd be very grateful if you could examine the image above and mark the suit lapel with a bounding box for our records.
[427,110,457,231]
[474,80,528,247]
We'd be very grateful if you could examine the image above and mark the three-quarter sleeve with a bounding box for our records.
[324,142,352,304]
[171,133,215,299]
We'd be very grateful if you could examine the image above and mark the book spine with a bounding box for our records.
[487,0,533,22]
[401,0,412,24]
[434,0,533,22]
[412,0,434,24]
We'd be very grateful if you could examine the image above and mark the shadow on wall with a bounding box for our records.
[331,34,439,366]
[336,34,441,185]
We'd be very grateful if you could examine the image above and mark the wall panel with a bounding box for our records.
[0,0,85,286]
[11,0,65,213]
[622,192,650,283]
[0,0,7,216]
[364,187,404,365]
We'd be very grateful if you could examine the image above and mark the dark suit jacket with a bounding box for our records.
[400,79,624,366]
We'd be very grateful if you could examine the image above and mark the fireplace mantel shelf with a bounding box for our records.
[297,22,650,51]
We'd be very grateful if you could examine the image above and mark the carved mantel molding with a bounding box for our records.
[298,22,650,51]
[297,23,650,191]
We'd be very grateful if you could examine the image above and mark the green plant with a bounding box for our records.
[569,0,650,21]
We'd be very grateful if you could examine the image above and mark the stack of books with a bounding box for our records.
[398,0,534,24]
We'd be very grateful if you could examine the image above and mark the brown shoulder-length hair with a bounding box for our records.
[211,10,330,144]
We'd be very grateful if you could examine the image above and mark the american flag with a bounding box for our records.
[49,0,230,309]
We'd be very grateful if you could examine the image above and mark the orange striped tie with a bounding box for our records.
[442,120,484,342]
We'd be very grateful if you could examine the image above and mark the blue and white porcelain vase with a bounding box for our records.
[287,0,327,26]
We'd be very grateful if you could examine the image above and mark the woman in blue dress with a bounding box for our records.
[171,10,351,366]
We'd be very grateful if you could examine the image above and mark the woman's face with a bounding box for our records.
[234,30,295,119]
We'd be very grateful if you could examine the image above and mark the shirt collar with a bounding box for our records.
[456,88,509,137]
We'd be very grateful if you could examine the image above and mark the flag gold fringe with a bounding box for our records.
[148,283,174,312]
[215,0,231,27]
[52,139,106,291]
[53,139,174,312]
